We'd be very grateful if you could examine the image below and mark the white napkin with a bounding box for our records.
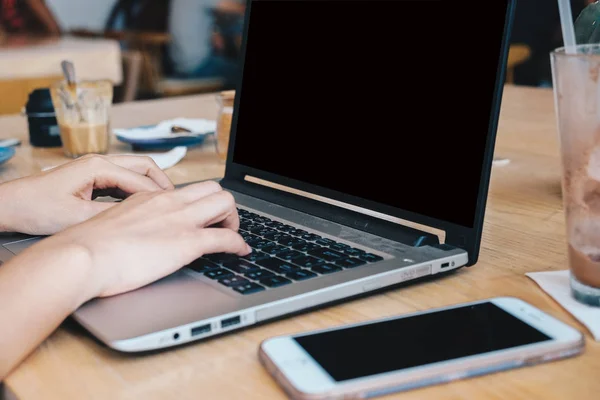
[42,146,187,171]
[526,270,600,341]
[138,146,187,170]
[113,118,216,139]
[0,138,21,148]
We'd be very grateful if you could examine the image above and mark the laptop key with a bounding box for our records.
[342,247,366,257]
[287,238,307,247]
[277,249,304,260]
[308,247,346,261]
[219,275,250,287]
[242,233,260,241]
[204,253,237,264]
[334,258,367,268]
[315,238,336,246]
[245,269,275,280]
[240,232,254,241]
[301,233,321,241]
[205,269,234,280]
[261,244,288,256]
[274,233,292,242]
[278,236,299,247]
[330,243,351,252]
[311,264,342,274]
[248,239,271,249]
[260,276,292,288]
[358,253,384,263]
[288,229,308,237]
[292,256,326,268]
[233,282,266,295]
[292,242,321,252]
[223,259,260,274]
[286,270,317,281]
[257,257,300,274]
[278,225,295,233]
[249,226,265,234]
[263,231,286,241]
[264,221,284,228]
[245,237,263,246]
[240,222,259,231]
[254,227,278,237]
[242,251,271,262]
[255,216,271,224]
[187,258,220,273]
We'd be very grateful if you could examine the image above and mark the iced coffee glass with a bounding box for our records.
[50,80,113,158]
[552,44,600,306]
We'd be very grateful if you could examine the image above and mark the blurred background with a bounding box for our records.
[0,0,595,116]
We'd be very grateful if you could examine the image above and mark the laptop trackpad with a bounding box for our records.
[3,237,43,255]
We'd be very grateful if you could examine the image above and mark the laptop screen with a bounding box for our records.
[233,0,510,228]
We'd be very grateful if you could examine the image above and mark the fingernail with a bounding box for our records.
[246,244,252,253]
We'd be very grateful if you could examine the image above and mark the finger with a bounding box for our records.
[107,155,174,190]
[193,228,251,256]
[173,180,223,204]
[182,190,240,231]
[88,158,163,195]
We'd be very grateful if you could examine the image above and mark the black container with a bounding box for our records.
[24,88,62,147]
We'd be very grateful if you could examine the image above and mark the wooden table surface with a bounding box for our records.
[1,86,599,399]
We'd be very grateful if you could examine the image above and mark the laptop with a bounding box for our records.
[0,0,515,352]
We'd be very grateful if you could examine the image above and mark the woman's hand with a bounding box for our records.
[0,154,173,235]
[46,180,250,298]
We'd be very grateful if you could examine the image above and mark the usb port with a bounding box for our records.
[191,324,211,337]
[441,262,450,269]
[221,315,241,329]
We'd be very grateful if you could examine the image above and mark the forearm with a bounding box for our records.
[0,181,25,233]
[0,182,15,232]
[0,240,95,379]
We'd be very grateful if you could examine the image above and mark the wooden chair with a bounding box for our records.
[117,50,143,102]
[69,27,230,99]
[506,44,531,84]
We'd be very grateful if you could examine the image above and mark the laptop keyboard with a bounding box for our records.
[185,208,384,295]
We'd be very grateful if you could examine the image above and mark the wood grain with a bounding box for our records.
[2,86,599,399]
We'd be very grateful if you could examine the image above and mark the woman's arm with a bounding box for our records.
[0,181,249,379]
[0,242,95,379]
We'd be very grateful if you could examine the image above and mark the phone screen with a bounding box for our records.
[294,302,551,382]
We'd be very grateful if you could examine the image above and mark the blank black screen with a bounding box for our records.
[294,302,550,382]
[233,0,510,227]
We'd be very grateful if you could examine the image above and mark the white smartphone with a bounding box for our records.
[259,297,584,400]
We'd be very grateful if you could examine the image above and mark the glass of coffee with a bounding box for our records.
[215,90,235,161]
[50,80,113,158]
[551,44,600,306]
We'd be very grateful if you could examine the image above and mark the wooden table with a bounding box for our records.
[0,36,122,115]
[2,86,599,399]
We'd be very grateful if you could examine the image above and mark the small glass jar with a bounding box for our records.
[215,90,235,161]
[50,80,113,158]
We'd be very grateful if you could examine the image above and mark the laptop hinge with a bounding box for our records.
[221,178,439,247]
